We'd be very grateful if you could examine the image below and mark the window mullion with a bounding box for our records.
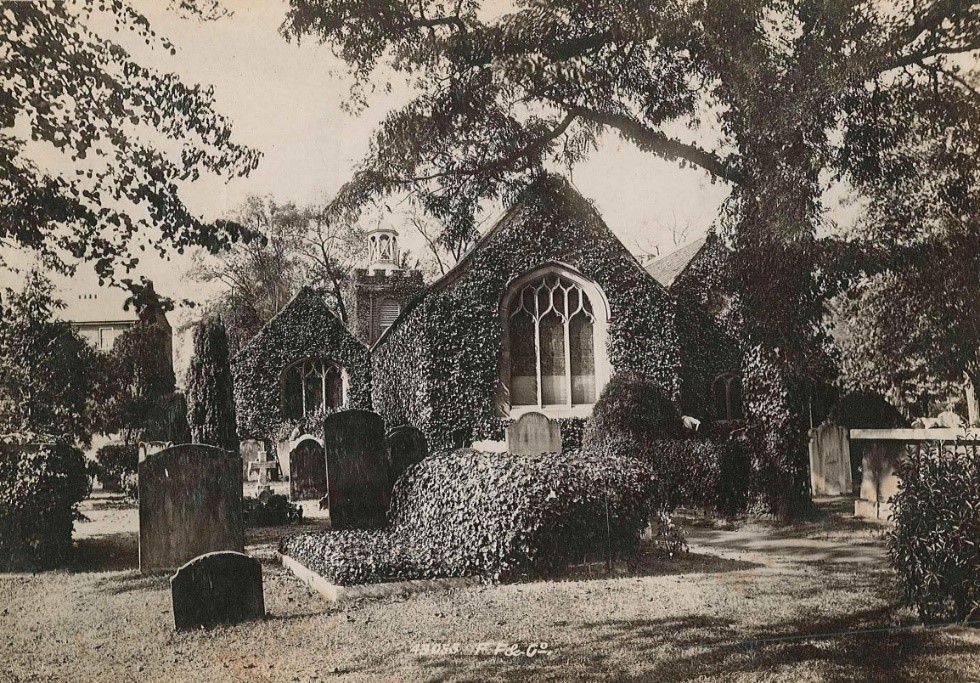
[563,289,572,407]
[534,316,542,408]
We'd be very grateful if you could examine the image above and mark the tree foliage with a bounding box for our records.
[1,0,261,280]
[186,316,237,452]
[0,270,106,445]
[283,0,980,517]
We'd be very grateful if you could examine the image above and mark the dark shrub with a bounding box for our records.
[280,450,675,585]
[94,444,139,489]
[243,494,303,527]
[887,442,980,623]
[649,439,752,516]
[0,442,90,570]
[582,373,685,455]
[827,390,908,429]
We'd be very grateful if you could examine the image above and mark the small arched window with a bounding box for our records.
[281,358,345,420]
[712,372,744,421]
[500,266,610,417]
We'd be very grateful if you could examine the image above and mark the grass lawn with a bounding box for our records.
[0,495,977,683]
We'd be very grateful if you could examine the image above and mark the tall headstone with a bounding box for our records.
[289,438,327,501]
[808,424,852,496]
[324,410,389,529]
[170,551,265,630]
[385,425,428,486]
[138,441,174,463]
[506,412,562,456]
[240,439,265,481]
[139,445,243,573]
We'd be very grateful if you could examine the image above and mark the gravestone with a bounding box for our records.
[240,439,265,481]
[289,438,327,501]
[808,424,852,496]
[506,412,562,455]
[139,445,243,573]
[170,551,264,630]
[324,410,389,529]
[138,441,174,463]
[385,425,428,486]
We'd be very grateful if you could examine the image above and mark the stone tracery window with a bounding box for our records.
[712,372,744,421]
[502,268,608,415]
[281,358,345,419]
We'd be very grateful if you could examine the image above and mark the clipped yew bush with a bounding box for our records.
[280,450,673,585]
[887,442,980,623]
[94,444,138,489]
[650,439,752,516]
[0,441,90,570]
[582,372,685,455]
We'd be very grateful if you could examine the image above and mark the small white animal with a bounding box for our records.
[682,416,701,432]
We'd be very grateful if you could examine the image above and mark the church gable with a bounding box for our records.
[232,287,371,442]
[372,173,684,451]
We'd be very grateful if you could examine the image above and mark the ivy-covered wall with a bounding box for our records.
[232,287,372,442]
[669,232,745,418]
[372,174,685,451]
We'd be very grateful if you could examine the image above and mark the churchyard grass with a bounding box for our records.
[0,494,977,682]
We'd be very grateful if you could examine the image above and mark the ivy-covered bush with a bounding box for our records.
[888,442,980,623]
[280,450,673,585]
[0,442,90,570]
[371,175,684,451]
[243,494,303,527]
[582,373,685,454]
[648,439,752,516]
[94,444,138,489]
[186,317,238,452]
[232,288,372,442]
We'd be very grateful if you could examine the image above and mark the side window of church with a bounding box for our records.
[507,273,597,408]
[281,358,344,419]
[712,372,744,421]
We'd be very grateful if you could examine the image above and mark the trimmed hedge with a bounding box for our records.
[0,442,90,570]
[371,175,685,451]
[280,450,674,585]
[582,373,685,453]
[232,287,372,442]
[888,442,980,623]
[650,439,751,516]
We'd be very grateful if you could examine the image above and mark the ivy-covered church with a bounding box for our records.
[231,174,741,452]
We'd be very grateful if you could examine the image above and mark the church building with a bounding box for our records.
[231,174,741,451]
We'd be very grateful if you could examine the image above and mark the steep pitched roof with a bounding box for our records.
[644,237,707,288]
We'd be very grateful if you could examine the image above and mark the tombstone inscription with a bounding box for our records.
[506,412,562,455]
[289,437,327,501]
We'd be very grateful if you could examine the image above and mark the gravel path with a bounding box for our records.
[0,495,977,682]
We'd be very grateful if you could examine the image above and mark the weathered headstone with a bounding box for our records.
[808,424,852,496]
[506,412,562,455]
[170,551,264,630]
[324,410,389,529]
[138,441,174,463]
[139,445,243,573]
[385,425,428,486]
[240,439,265,481]
[289,438,327,501]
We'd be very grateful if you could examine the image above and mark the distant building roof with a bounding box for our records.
[644,237,707,288]
[58,288,138,324]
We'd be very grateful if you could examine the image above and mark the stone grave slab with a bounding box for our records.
[506,412,562,455]
[385,425,428,486]
[808,424,852,496]
[240,439,265,481]
[289,438,327,501]
[139,445,243,573]
[171,551,264,630]
[324,410,389,529]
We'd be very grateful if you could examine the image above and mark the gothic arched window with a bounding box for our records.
[712,372,744,421]
[281,358,345,419]
[500,266,610,417]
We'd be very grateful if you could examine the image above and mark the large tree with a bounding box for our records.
[283,0,980,517]
[0,270,106,445]
[1,1,260,280]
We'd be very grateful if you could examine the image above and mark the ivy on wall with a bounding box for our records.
[372,174,690,451]
[231,287,372,442]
